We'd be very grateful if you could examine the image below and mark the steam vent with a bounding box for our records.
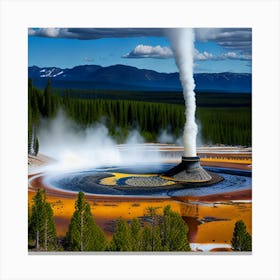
[164,156,212,183]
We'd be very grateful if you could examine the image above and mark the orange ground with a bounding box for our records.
[28,156,252,249]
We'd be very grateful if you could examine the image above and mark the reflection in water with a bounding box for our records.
[35,193,251,248]
[30,163,252,251]
[183,216,200,243]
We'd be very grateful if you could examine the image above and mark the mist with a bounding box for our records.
[37,110,164,172]
[157,120,209,147]
[157,129,176,144]
[167,28,198,157]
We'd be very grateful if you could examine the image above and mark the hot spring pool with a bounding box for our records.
[42,163,252,198]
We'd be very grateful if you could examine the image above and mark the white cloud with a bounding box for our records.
[84,56,94,62]
[194,49,214,61]
[28,28,61,38]
[28,29,36,36]
[123,44,173,59]
[194,49,251,61]
[28,28,165,40]
[122,45,251,62]
[28,28,252,56]
[195,28,252,54]
[123,45,215,60]
[195,28,223,41]
[219,52,251,61]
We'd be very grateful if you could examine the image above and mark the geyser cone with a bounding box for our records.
[164,156,212,183]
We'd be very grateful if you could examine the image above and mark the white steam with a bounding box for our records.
[37,110,163,172]
[168,28,198,157]
[157,129,183,146]
[157,129,175,144]
[157,128,207,147]
[126,130,145,144]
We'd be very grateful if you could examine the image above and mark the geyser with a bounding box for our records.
[164,156,212,183]
[167,28,211,182]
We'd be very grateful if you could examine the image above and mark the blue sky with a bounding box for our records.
[28,28,252,73]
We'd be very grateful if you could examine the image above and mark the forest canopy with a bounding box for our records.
[28,78,251,155]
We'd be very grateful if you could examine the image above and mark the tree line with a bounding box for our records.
[50,87,252,107]
[28,189,252,252]
[197,107,251,147]
[28,189,190,252]
[28,78,251,155]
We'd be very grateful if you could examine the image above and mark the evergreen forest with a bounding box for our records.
[28,78,251,155]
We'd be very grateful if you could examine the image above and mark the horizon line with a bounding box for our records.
[28,64,252,75]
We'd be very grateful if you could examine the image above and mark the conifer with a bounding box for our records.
[110,218,132,251]
[65,192,107,251]
[231,220,252,251]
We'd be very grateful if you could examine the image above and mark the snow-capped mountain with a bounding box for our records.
[28,64,252,93]
[39,68,64,78]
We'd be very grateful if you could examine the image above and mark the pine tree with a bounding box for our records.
[140,225,152,251]
[29,189,45,250]
[231,220,252,251]
[28,203,31,229]
[65,192,106,251]
[34,136,39,156]
[29,189,57,251]
[140,207,162,251]
[42,203,57,250]
[139,223,162,251]
[152,225,163,251]
[160,205,190,251]
[130,218,142,251]
[28,203,32,245]
[43,78,51,117]
[110,218,132,251]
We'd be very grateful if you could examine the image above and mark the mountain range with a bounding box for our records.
[28,64,252,93]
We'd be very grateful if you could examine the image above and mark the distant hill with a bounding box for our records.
[28,64,252,93]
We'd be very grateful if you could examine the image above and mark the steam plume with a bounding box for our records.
[168,28,198,157]
[37,110,164,172]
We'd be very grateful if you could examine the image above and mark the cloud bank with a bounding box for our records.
[195,28,252,54]
[122,45,251,61]
[28,28,165,39]
[123,44,173,59]
[29,28,251,54]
